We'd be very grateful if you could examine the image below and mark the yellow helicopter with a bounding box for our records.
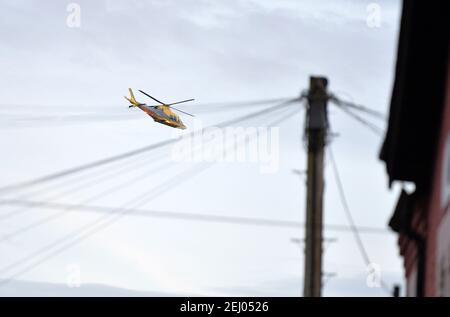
[125,88,194,129]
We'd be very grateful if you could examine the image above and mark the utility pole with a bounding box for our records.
[303,76,329,297]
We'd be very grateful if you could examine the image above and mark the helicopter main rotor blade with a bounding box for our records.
[170,106,195,117]
[138,90,166,105]
[166,99,195,107]
[138,90,195,116]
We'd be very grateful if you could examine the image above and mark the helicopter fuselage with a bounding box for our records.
[137,104,186,129]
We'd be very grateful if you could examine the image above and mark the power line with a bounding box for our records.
[0,162,212,285]
[0,105,291,238]
[0,98,294,111]
[0,103,299,283]
[184,98,295,113]
[332,102,384,136]
[0,113,143,125]
[0,159,176,243]
[329,95,386,120]
[0,106,300,240]
[0,199,392,234]
[0,103,380,243]
[0,98,300,195]
[265,106,301,127]
[328,145,391,295]
[4,100,293,208]
[0,150,169,222]
[0,138,176,195]
[0,97,296,128]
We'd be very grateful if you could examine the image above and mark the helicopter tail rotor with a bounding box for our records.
[125,88,145,107]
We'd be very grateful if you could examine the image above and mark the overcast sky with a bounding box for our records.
[0,0,403,296]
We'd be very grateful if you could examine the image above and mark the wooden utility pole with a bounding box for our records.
[303,76,328,297]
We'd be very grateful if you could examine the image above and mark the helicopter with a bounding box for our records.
[124,88,194,129]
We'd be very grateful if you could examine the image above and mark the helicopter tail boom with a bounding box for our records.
[124,88,144,107]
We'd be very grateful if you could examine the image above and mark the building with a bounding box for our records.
[380,1,449,296]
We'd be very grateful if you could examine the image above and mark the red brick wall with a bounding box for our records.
[424,54,450,296]
[399,197,427,296]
